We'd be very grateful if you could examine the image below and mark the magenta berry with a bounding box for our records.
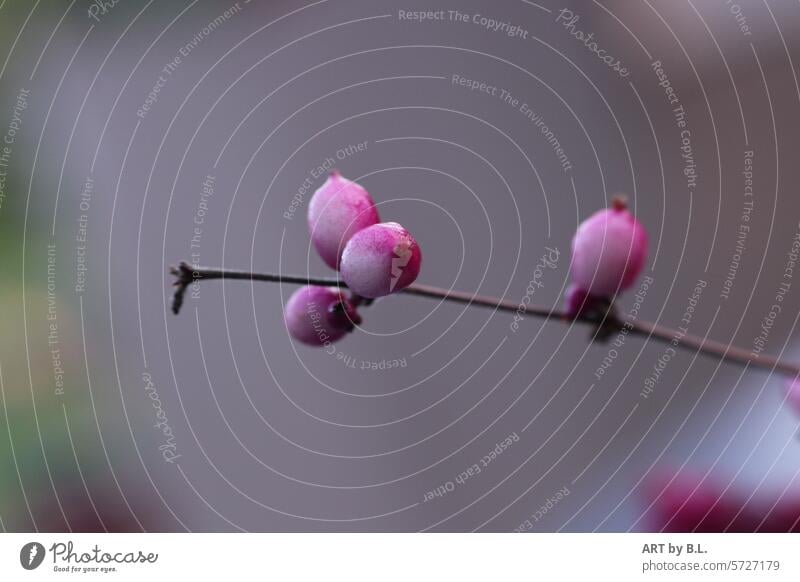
[645,470,800,532]
[569,197,648,300]
[564,284,610,319]
[284,285,361,346]
[307,171,380,270]
[340,222,422,299]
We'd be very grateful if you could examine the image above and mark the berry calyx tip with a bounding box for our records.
[611,194,628,211]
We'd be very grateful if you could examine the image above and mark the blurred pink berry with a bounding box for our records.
[307,171,380,270]
[644,470,800,532]
[569,197,648,300]
[784,377,800,416]
[284,285,360,346]
[564,284,608,319]
[340,222,422,298]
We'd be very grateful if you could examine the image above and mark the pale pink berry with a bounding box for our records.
[284,286,360,346]
[340,222,422,298]
[307,171,380,270]
[784,377,800,416]
[569,197,648,300]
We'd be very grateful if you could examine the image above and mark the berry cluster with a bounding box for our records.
[285,171,422,346]
[284,176,649,347]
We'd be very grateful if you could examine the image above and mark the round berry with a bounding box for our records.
[340,222,422,298]
[569,197,648,299]
[307,171,380,270]
[647,470,800,532]
[784,377,800,416]
[284,285,361,346]
[645,471,730,532]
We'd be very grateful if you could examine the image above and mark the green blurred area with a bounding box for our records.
[0,2,129,532]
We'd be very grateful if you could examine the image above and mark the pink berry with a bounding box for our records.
[340,222,422,298]
[284,285,361,346]
[784,377,800,416]
[307,171,380,270]
[569,197,648,299]
[645,470,800,532]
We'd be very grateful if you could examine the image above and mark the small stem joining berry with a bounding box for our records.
[170,262,800,378]
[611,194,628,211]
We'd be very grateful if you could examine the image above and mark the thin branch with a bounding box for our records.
[170,262,800,378]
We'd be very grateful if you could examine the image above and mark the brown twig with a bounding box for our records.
[170,262,800,378]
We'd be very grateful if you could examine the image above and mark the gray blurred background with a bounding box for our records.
[1,0,799,532]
